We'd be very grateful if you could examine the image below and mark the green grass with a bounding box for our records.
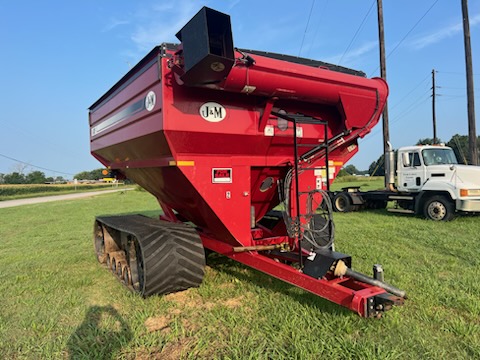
[331,176,385,191]
[1,191,479,359]
[0,183,126,201]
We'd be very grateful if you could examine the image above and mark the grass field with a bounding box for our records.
[0,183,126,201]
[1,190,479,359]
[330,176,384,191]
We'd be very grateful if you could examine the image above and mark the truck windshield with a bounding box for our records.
[422,148,458,166]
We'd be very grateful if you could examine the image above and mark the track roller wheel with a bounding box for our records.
[116,260,127,277]
[122,266,132,285]
[94,222,106,263]
[111,257,117,273]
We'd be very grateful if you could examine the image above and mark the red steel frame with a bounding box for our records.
[200,233,386,317]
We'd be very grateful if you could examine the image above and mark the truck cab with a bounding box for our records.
[332,144,480,221]
[396,145,480,220]
[397,145,458,191]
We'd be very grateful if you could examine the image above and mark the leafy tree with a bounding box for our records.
[25,171,47,184]
[55,176,66,183]
[446,134,469,164]
[368,154,385,176]
[337,164,369,177]
[74,168,107,180]
[344,164,359,175]
[0,173,4,184]
[4,172,26,184]
[90,169,105,180]
[73,171,90,180]
[416,138,439,146]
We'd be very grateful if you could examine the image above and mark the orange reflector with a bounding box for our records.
[169,160,195,166]
[460,189,469,197]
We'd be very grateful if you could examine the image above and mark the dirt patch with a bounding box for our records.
[164,289,194,306]
[218,282,235,290]
[222,296,244,309]
[182,318,200,333]
[164,289,215,311]
[160,338,195,360]
[144,316,171,334]
[168,308,182,316]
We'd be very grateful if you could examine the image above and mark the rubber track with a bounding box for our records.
[96,215,205,297]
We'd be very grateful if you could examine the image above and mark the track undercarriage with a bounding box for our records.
[94,215,205,297]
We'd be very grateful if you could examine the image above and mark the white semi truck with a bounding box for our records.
[332,144,480,221]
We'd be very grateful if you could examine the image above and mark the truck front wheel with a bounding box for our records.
[333,193,352,212]
[423,196,455,221]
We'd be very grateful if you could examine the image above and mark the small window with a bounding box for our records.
[406,152,421,167]
[412,153,421,167]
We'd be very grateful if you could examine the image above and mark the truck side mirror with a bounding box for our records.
[402,152,410,167]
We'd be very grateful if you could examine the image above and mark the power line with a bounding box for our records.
[361,91,431,142]
[369,0,440,76]
[306,0,329,57]
[437,71,479,76]
[338,0,376,65]
[391,92,431,123]
[440,86,479,91]
[390,74,430,111]
[298,0,317,56]
[0,153,74,176]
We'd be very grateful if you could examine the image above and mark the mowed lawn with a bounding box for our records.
[0,190,479,359]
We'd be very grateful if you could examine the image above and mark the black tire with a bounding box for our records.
[423,195,455,221]
[333,193,352,212]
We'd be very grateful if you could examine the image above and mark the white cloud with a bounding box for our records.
[227,0,241,11]
[102,18,130,32]
[130,0,198,53]
[410,13,480,50]
[323,41,377,66]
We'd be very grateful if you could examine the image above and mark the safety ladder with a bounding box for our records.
[271,111,332,267]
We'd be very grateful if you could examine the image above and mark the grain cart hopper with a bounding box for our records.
[89,7,405,317]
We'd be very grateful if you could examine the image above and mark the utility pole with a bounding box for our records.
[377,0,390,186]
[432,69,437,144]
[461,0,478,165]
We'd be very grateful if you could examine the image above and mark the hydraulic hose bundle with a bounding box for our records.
[280,168,335,251]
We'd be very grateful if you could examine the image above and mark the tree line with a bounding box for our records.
[0,171,66,184]
[0,168,107,184]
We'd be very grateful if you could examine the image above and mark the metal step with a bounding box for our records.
[389,195,414,200]
[387,208,415,214]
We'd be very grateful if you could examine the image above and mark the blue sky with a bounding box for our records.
[0,0,479,177]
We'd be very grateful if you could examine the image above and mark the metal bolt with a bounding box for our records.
[373,264,384,282]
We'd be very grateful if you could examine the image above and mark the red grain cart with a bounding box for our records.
[89,7,405,317]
